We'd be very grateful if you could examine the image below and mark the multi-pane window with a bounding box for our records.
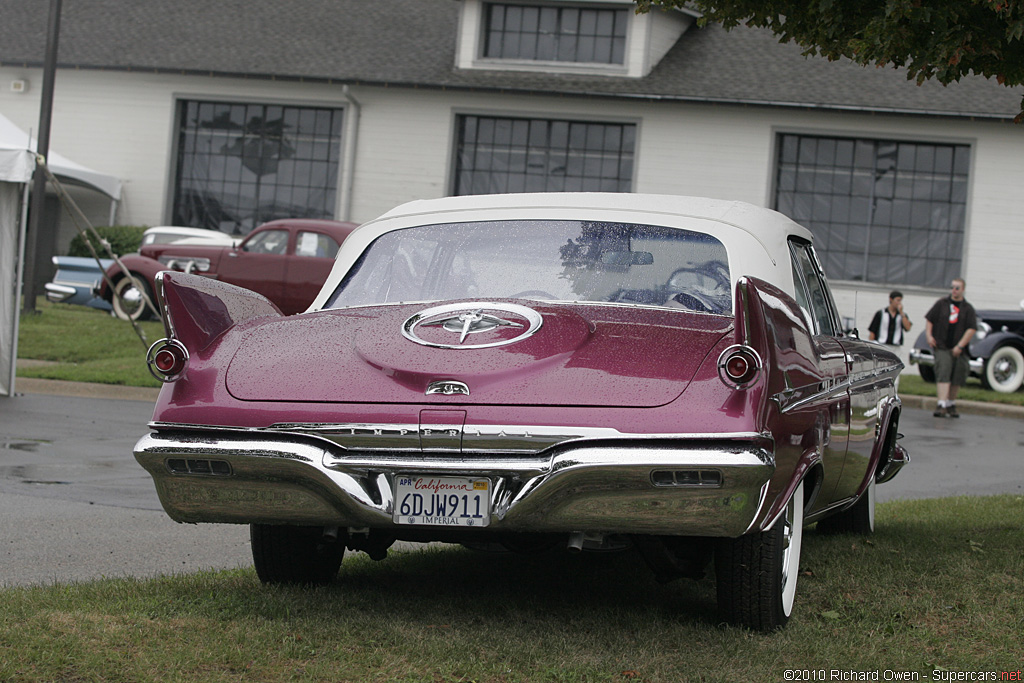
[172,101,343,235]
[774,133,970,288]
[483,3,628,64]
[453,115,635,195]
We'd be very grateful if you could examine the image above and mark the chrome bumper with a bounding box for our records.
[135,430,775,537]
[44,282,77,303]
[909,347,984,373]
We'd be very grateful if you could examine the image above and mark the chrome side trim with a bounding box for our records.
[322,299,733,315]
[774,376,851,414]
[149,421,770,455]
[774,362,903,415]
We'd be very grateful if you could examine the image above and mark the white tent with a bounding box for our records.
[0,113,123,396]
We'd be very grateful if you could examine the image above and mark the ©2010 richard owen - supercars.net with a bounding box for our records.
[134,193,908,631]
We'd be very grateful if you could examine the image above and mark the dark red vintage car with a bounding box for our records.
[101,218,358,319]
[134,193,908,631]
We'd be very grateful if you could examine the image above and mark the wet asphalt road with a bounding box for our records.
[0,386,252,587]
[0,383,1021,587]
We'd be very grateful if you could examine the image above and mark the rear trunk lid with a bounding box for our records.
[224,300,731,408]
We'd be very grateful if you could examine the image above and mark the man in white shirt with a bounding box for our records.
[869,290,913,346]
[869,290,913,389]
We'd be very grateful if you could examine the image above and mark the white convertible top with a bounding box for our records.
[311,193,813,312]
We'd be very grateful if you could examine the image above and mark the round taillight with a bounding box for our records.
[717,345,761,388]
[147,338,189,382]
[154,348,182,374]
[725,354,750,380]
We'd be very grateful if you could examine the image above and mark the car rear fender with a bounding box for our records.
[970,330,1024,360]
[755,450,822,534]
[156,270,282,352]
[734,275,837,532]
[100,252,164,300]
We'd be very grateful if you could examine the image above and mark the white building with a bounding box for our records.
[1,0,1022,332]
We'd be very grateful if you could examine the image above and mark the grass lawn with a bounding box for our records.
[0,495,1021,682]
[898,373,1024,407]
[16,297,163,387]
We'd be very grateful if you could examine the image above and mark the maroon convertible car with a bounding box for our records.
[134,193,908,631]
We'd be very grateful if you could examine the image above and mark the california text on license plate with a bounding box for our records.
[394,475,490,527]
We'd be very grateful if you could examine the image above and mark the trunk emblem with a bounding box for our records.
[402,302,543,349]
[426,380,470,396]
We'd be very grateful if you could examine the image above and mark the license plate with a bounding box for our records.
[393,475,490,527]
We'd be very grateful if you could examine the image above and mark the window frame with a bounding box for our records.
[450,112,637,196]
[789,238,842,337]
[480,2,630,66]
[773,131,971,289]
[170,99,345,236]
[295,231,341,259]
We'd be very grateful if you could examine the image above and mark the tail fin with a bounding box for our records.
[156,271,282,352]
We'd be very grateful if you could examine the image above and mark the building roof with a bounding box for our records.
[0,0,1021,120]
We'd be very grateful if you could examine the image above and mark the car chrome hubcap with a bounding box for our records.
[994,359,1015,382]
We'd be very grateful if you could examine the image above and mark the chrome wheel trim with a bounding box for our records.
[865,476,876,532]
[113,277,147,320]
[780,482,804,617]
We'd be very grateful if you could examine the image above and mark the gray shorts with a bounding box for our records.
[934,348,970,385]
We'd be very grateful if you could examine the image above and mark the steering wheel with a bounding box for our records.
[511,290,556,300]
[670,291,718,313]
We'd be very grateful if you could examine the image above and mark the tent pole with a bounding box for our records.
[10,181,31,395]
[21,0,62,314]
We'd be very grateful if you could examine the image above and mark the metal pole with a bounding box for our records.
[21,0,62,314]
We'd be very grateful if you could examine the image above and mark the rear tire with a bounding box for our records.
[816,477,875,535]
[250,524,345,585]
[918,364,936,383]
[715,482,804,631]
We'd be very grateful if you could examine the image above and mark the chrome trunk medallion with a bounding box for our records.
[402,302,543,349]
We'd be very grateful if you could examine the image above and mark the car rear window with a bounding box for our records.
[326,220,731,314]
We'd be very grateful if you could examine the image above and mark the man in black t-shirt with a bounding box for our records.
[924,278,978,418]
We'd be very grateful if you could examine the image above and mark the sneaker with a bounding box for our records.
[933,406,948,418]
[947,404,960,418]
